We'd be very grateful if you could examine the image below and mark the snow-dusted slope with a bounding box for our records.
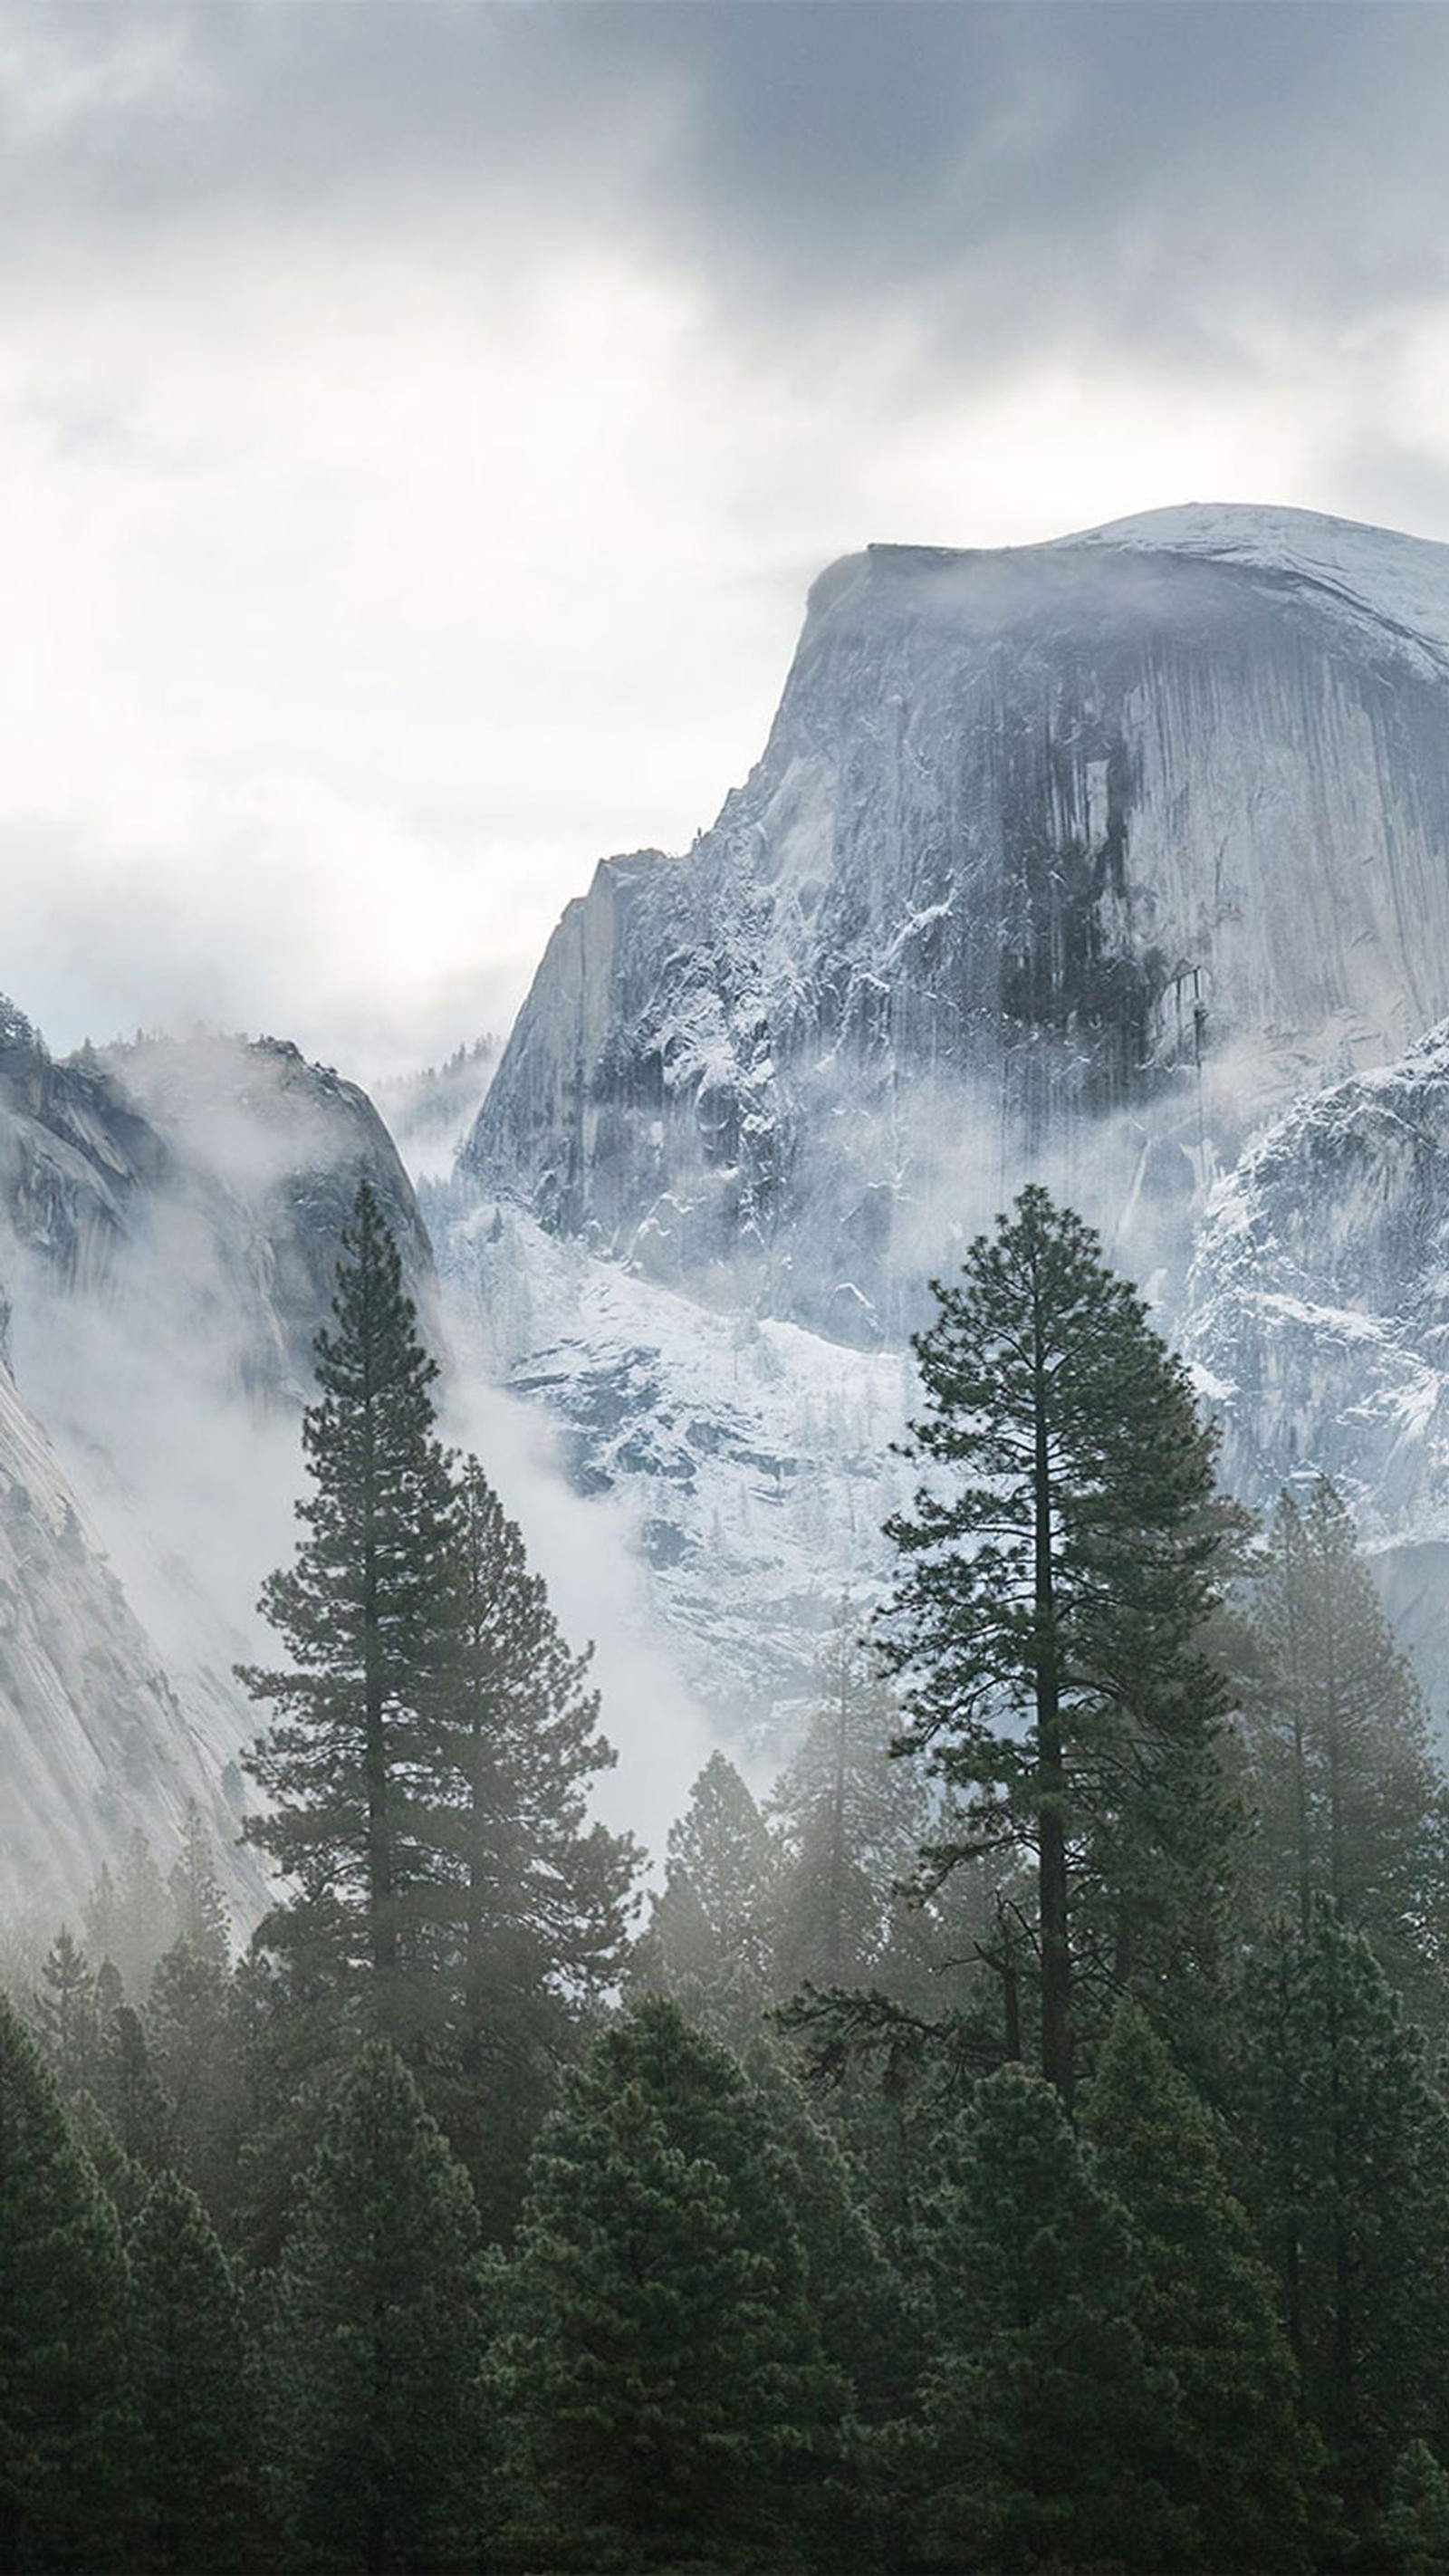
[1068,504,1449,673]
[440,504,1449,1740]
[1183,1021,1449,1713]
[464,506,1449,1347]
[436,1196,912,1740]
[1185,1024,1449,1532]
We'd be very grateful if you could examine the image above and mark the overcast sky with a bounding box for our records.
[5,0,1449,1081]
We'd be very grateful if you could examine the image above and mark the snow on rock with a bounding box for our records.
[435,1196,914,1745]
[441,503,1449,1739]
[464,507,1449,1345]
[1067,504,1449,674]
[1184,1023,1449,1712]
[1185,1022,1449,1529]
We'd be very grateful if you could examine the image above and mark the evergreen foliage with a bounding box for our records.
[30,1927,100,2098]
[1238,1480,1449,2008]
[240,1178,458,2035]
[878,1186,1243,2099]
[633,1752,781,2040]
[0,1993,130,2571]
[83,1829,174,1999]
[916,2059,1195,2572]
[770,1605,929,1994]
[146,1928,244,2223]
[1380,2441,1449,2576]
[426,1455,638,2235]
[1080,1996,1315,2571]
[267,2040,492,2575]
[17,1188,1449,2568]
[1239,1906,1449,2521]
[97,2002,178,2181]
[166,1802,232,1967]
[127,2170,260,2573]
[499,1997,842,2571]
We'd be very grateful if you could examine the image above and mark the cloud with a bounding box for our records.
[2,2,1448,1081]
[5,5,1447,366]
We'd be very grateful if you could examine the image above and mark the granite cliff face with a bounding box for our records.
[13,499,1449,1892]
[446,505,1449,1736]
[464,507,1449,1345]
[0,1008,432,1918]
[1182,1025,1449,1707]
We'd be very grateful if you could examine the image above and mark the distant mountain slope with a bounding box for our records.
[0,1008,432,1920]
[464,506,1449,1345]
[1185,1023,1449,1535]
[445,505,1449,1740]
[0,1353,249,1918]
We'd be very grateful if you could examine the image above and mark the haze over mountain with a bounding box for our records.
[11,498,1449,1910]
[466,505,1449,1341]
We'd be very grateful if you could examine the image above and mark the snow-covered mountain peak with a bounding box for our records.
[465,501,1449,1346]
[1062,501,1449,670]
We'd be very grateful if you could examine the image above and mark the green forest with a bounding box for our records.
[8,1179,1449,2575]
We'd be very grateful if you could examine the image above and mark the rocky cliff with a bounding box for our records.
[464,506,1449,1344]
[449,505,1449,1737]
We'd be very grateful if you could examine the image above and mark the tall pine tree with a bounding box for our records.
[878,1185,1243,2100]
[1238,1479,1449,2011]
[425,1457,637,2233]
[241,1179,458,2037]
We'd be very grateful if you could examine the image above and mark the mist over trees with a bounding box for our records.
[8,1182,1449,2572]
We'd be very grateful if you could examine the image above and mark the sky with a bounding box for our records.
[5,0,1449,1086]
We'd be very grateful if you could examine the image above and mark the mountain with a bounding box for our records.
[463,505,1449,1345]
[11,499,1449,1904]
[450,505,1449,1734]
[1184,1021,1449,1703]
[0,1007,429,1921]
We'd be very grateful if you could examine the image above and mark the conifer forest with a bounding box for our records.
[13,1177,1449,2576]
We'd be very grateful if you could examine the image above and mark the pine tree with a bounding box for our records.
[632,1752,781,2040]
[1239,1480,1449,2011]
[499,1997,840,2570]
[1381,2441,1449,2575]
[771,1604,930,1994]
[915,2059,1195,2572]
[146,1930,243,2229]
[128,2170,260,2573]
[83,1829,173,2000]
[1238,1906,1449,2523]
[878,1185,1243,2101]
[0,1992,130,2571]
[424,1456,638,2235]
[267,2041,492,2575]
[166,1802,231,1968]
[1080,1997,1315,2571]
[241,1179,459,2038]
[741,2037,918,2567]
[31,1927,100,2100]
[97,2002,178,2181]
